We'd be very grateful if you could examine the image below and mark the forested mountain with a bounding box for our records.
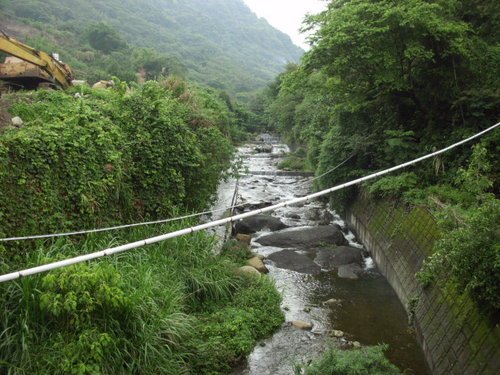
[262,0,499,317]
[0,0,303,97]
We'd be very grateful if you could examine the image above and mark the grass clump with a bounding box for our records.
[0,223,284,374]
[220,239,254,265]
[295,345,401,375]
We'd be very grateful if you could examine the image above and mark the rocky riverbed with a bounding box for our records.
[224,136,429,375]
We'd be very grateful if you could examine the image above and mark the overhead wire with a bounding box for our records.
[0,121,497,283]
[0,152,352,242]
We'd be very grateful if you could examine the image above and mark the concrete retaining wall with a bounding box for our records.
[346,192,499,375]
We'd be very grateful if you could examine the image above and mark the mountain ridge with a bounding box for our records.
[0,0,303,97]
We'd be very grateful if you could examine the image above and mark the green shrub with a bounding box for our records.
[189,277,284,374]
[278,155,307,171]
[417,199,500,316]
[0,81,233,244]
[367,173,418,199]
[296,345,401,375]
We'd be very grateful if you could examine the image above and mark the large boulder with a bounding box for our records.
[234,214,288,234]
[267,250,321,274]
[314,246,363,270]
[304,208,334,225]
[256,225,347,248]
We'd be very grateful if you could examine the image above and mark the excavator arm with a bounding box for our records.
[0,32,73,89]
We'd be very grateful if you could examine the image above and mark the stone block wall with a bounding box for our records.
[346,192,499,375]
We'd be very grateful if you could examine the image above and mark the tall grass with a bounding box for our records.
[0,222,284,374]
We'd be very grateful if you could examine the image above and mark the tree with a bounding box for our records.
[86,22,128,54]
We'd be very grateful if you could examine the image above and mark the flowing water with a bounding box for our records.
[221,137,430,375]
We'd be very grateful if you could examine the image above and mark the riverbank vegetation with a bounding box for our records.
[259,0,499,318]
[0,78,283,373]
[0,223,283,374]
[295,345,401,375]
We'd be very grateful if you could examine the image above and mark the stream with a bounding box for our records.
[216,136,430,375]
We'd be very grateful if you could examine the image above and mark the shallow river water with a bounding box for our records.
[221,138,430,375]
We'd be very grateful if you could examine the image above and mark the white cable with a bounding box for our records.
[0,122,497,283]
[0,153,350,242]
[0,202,249,242]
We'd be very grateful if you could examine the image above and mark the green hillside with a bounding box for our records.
[0,0,303,98]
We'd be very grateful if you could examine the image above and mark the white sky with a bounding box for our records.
[242,0,328,50]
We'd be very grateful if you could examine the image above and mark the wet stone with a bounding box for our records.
[256,225,347,248]
[268,250,321,274]
[234,214,288,234]
[331,330,344,338]
[292,320,313,330]
[338,263,363,279]
[314,246,363,270]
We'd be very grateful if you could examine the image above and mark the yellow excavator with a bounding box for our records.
[0,31,74,90]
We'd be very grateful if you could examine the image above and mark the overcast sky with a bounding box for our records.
[242,0,327,50]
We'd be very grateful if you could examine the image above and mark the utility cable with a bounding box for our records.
[0,152,351,242]
[0,121,497,283]
[0,203,249,242]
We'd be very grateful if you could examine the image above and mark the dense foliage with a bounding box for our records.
[0,78,284,373]
[260,0,499,316]
[0,80,240,243]
[295,345,401,375]
[263,0,498,201]
[0,0,303,98]
[0,223,284,374]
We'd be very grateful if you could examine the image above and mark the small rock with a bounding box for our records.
[11,116,23,127]
[352,341,362,348]
[236,266,261,278]
[324,298,341,306]
[283,306,290,311]
[332,330,344,337]
[292,320,313,330]
[247,257,269,273]
[236,233,251,245]
[303,307,311,313]
[259,342,266,347]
